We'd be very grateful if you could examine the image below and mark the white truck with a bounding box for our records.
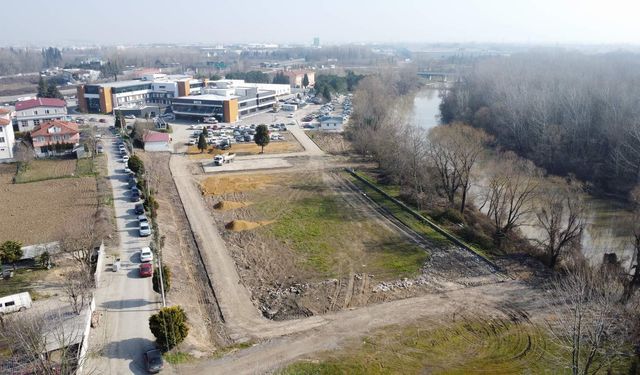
[0,292,32,315]
[213,153,236,166]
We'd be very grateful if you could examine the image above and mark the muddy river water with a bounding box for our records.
[411,88,636,265]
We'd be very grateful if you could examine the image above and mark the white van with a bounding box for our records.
[0,292,32,314]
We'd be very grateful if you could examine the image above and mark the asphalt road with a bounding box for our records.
[86,134,163,375]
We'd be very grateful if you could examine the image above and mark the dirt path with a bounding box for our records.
[179,280,543,374]
[168,126,545,374]
[170,155,328,342]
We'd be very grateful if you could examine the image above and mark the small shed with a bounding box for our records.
[143,131,170,152]
[319,116,344,132]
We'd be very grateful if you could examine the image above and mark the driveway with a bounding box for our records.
[86,135,164,375]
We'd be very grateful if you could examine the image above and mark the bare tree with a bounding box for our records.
[426,123,491,212]
[1,308,90,374]
[544,265,633,375]
[59,220,102,273]
[479,152,540,243]
[63,267,94,315]
[534,178,586,269]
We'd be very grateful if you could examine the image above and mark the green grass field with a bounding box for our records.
[279,318,566,375]
[346,173,448,245]
[347,172,495,259]
[253,174,429,280]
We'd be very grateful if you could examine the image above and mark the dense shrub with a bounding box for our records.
[148,306,188,351]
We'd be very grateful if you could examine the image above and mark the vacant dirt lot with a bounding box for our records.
[140,152,228,354]
[0,163,98,245]
[201,170,455,320]
[305,132,352,155]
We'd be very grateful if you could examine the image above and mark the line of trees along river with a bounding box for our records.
[414,83,636,265]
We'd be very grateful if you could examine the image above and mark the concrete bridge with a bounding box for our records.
[417,71,457,82]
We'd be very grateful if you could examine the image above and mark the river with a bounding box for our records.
[411,88,636,265]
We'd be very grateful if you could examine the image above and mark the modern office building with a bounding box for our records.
[77,74,205,114]
[171,80,290,123]
[14,98,68,132]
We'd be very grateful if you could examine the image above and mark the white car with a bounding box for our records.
[139,222,151,237]
[287,113,294,118]
[188,139,197,146]
[122,155,130,163]
[139,247,153,262]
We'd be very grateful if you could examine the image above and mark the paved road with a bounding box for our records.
[86,135,163,375]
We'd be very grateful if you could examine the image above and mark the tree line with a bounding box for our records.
[440,50,640,196]
[347,64,640,374]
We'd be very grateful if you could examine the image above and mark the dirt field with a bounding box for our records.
[14,159,77,183]
[201,170,455,320]
[0,163,98,245]
[305,132,353,155]
[140,152,228,354]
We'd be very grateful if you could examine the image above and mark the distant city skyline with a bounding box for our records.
[2,0,640,46]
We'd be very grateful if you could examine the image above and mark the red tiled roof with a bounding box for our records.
[143,131,170,143]
[0,108,11,115]
[15,98,66,111]
[31,120,78,137]
[0,118,10,126]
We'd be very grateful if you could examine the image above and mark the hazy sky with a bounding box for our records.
[3,0,640,46]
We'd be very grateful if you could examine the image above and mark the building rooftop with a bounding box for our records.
[0,118,11,126]
[15,98,66,111]
[143,131,170,143]
[31,120,79,137]
[0,108,11,115]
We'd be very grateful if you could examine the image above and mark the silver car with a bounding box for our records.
[139,222,151,237]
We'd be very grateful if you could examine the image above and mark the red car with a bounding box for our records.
[139,263,153,278]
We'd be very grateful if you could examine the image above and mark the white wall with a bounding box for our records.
[0,123,15,160]
[144,141,170,152]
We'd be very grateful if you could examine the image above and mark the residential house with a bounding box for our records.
[31,120,80,156]
[143,130,170,152]
[15,98,68,132]
[319,116,344,132]
[0,108,15,160]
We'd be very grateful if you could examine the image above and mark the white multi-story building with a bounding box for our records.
[15,98,68,132]
[77,75,204,114]
[0,108,16,160]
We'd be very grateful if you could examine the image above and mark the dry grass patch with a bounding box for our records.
[14,159,77,183]
[214,200,251,210]
[225,219,274,232]
[200,175,275,195]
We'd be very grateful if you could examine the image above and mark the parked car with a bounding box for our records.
[125,115,136,120]
[139,263,153,278]
[144,349,164,373]
[122,155,129,163]
[0,292,32,315]
[124,167,132,174]
[99,118,107,123]
[139,246,153,262]
[134,203,145,215]
[130,191,141,202]
[138,214,149,224]
[139,222,151,237]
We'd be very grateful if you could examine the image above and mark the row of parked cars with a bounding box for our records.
[113,138,163,374]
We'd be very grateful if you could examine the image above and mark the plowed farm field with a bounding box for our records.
[0,163,98,245]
